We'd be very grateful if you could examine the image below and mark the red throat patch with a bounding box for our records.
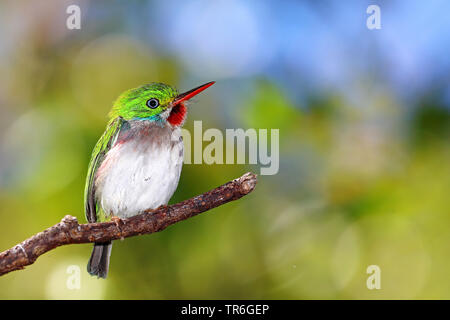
[167,103,187,127]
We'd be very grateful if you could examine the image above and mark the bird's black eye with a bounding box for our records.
[146,98,159,109]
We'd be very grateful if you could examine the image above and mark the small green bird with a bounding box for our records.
[84,81,215,278]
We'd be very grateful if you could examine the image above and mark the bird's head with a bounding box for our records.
[109,81,215,127]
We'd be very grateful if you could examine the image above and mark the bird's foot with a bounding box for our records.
[111,216,124,240]
[143,205,167,215]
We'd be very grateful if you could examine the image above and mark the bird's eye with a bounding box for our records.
[146,98,159,109]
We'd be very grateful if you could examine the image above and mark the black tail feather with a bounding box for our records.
[87,242,112,279]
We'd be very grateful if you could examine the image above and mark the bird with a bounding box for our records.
[84,81,215,278]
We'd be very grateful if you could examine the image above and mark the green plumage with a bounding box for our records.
[109,83,178,120]
[85,117,124,223]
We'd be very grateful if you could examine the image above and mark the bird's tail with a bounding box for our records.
[87,242,112,278]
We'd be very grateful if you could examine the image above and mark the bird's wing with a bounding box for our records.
[84,117,125,223]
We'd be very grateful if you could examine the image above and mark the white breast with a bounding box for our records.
[94,123,183,219]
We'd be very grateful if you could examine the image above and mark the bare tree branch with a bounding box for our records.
[0,172,257,277]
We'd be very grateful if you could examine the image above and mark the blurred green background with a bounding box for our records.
[0,0,449,299]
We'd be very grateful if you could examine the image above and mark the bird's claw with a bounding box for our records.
[111,216,124,240]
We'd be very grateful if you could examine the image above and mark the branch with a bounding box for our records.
[0,172,257,277]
